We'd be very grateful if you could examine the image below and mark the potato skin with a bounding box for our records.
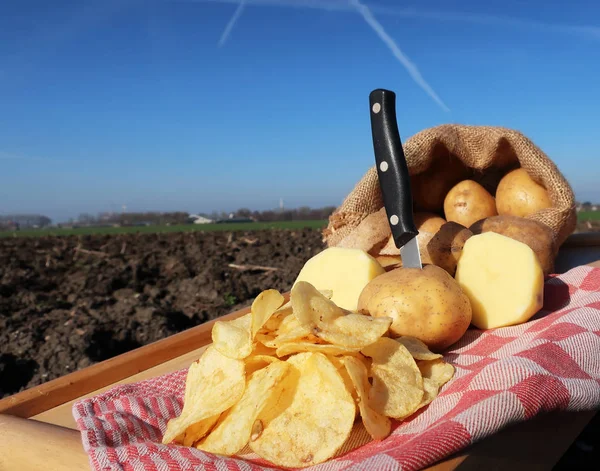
[444,180,498,228]
[375,255,402,271]
[358,265,472,351]
[411,157,471,213]
[414,212,446,264]
[469,215,557,276]
[425,222,473,276]
[496,168,552,217]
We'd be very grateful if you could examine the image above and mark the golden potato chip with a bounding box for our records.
[326,355,359,408]
[264,325,313,349]
[182,414,220,447]
[251,289,285,338]
[263,303,291,332]
[250,352,355,468]
[277,313,304,336]
[255,332,277,346]
[342,356,391,440]
[266,289,331,335]
[245,354,278,376]
[162,346,245,444]
[417,359,455,407]
[395,336,443,361]
[292,281,344,325]
[361,338,424,419]
[250,419,264,441]
[211,314,252,360]
[316,314,392,349]
[197,361,291,455]
[275,342,361,357]
[291,282,392,349]
[250,342,277,357]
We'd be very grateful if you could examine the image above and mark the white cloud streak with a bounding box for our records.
[175,0,600,40]
[218,0,247,47]
[348,0,449,112]
[175,0,600,111]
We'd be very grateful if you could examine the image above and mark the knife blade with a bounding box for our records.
[368,88,422,269]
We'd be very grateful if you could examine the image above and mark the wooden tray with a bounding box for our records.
[1,232,600,471]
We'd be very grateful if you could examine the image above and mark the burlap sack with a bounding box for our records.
[323,124,577,250]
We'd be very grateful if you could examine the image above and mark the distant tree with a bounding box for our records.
[236,208,252,218]
[0,214,53,229]
[78,213,96,225]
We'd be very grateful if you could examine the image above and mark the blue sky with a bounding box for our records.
[1,0,599,223]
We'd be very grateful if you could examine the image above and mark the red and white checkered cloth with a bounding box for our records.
[73,265,600,471]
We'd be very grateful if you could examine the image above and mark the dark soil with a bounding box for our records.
[0,229,325,398]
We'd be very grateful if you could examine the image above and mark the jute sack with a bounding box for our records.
[323,124,577,252]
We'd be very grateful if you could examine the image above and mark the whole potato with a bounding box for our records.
[375,255,402,271]
[411,156,471,213]
[470,215,557,276]
[378,212,446,260]
[444,180,498,227]
[337,207,390,255]
[415,212,447,233]
[358,265,472,351]
[496,168,552,217]
[414,212,446,263]
[426,222,473,276]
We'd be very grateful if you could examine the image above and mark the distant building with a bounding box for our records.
[188,214,214,224]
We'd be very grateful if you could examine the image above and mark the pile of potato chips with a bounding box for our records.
[162,282,455,468]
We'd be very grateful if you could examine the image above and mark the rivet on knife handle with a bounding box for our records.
[369,88,418,248]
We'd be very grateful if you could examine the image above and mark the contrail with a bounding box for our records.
[348,0,449,112]
[175,0,600,40]
[218,0,247,46]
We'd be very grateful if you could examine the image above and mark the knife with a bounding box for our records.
[368,88,422,269]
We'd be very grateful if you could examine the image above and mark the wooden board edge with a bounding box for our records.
[0,415,90,471]
[0,301,258,418]
[0,410,595,471]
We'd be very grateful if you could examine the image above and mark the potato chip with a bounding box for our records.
[292,281,344,325]
[251,289,285,338]
[255,331,277,346]
[342,356,391,440]
[326,355,359,407]
[250,342,277,357]
[182,414,220,447]
[212,313,252,360]
[361,338,424,420]
[250,352,355,468]
[264,325,313,349]
[277,313,305,336]
[275,342,360,358]
[245,354,278,376]
[291,282,392,349]
[418,358,455,385]
[315,314,392,349]
[263,290,330,333]
[162,346,246,444]
[263,303,291,332]
[197,361,291,455]
[417,359,455,407]
[395,336,443,361]
[250,419,263,441]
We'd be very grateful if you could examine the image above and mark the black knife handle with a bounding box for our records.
[369,89,418,248]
